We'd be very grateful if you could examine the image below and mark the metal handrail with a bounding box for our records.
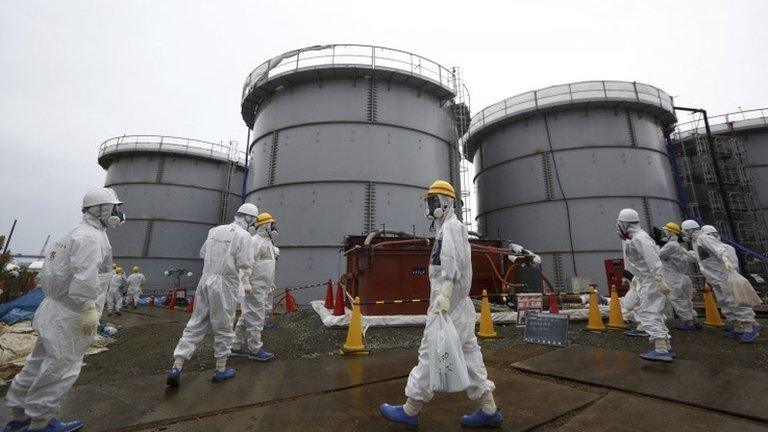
[465,80,675,140]
[241,44,458,102]
[98,135,246,165]
[675,107,768,136]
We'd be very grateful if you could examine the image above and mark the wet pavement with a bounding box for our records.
[556,392,768,432]
[514,345,768,422]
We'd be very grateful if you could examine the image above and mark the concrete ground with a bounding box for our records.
[1,306,767,431]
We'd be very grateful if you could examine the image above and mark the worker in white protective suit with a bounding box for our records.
[658,222,700,331]
[617,209,674,362]
[232,212,277,361]
[166,203,257,386]
[687,222,763,343]
[380,180,502,428]
[126,266,146,309]
[4,188,123,432]
[106,266,126,316]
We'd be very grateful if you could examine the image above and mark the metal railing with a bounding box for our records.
[675,107,768,137]
[466,80,675,140]
[99,135,246,165]
[241,44,458,103]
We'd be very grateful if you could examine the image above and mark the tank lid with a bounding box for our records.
[463,80,677,160]
[240,44,459,128]
[675,107,768,140]
[97,135,246,169]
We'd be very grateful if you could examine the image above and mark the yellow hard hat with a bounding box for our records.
[112,263,118,269]
[424,180,456,199]
[257,212,276,226]
[116,267,124,273]
[132,266,140,272]
[662,222,682,235]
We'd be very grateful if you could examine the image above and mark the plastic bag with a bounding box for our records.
[727,272,763,307]
[428,312,469,393]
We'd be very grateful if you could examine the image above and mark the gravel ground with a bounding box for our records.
[75,307,768,386]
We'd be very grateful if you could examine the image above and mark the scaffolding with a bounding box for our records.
[674,122,768,275]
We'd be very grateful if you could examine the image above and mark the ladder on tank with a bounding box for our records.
[451,67,473,229]
[218,141,239,224]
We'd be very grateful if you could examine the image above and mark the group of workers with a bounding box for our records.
[617,209,763,363]
[2,188,280,432]
[104,264,145,315]
[5,180,766,431]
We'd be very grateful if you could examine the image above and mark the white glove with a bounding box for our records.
[654,275,670,296]
[242,280,253,295]
[724,259,734,273]
[532,254,542,266]
[510,243,524,254]
[81,301,100,336]
[434,280,453,313]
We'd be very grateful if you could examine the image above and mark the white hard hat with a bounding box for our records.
[681,220,700,231]
[700,225,717,235]
[237,203,259,217]
[617,208,640,223]
[82,188,122,208]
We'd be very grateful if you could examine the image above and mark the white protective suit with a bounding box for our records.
[659,239,698,321]
[5,214,113,423]
[691,232,757,328]
[173,220,254,360]
[234,227,276,351]
[622,226,670,341]
[126,272,146,304]
[404,199,495,403]
[106,272,126,312]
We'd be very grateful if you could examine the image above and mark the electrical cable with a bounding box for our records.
[543,113,579,276]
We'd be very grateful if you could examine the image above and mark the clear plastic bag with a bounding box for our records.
[428,312,469,393]
[727,272,763,307]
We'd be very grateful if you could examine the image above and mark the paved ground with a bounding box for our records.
[1,306,767,431]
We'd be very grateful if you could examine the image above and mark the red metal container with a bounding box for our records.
[343,235,507,315]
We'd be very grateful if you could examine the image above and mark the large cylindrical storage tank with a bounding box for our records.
[465,81,679,293]
[98,135,245,294]
[240,45,461,303]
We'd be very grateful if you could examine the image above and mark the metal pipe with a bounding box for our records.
[662,126,689,217]
[3,219,17,254]
[241,128,250,204]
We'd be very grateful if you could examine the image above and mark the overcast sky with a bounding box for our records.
[1,0,766,255]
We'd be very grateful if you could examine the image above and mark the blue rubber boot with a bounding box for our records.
[3,418,31,432]
[28,418,83,432]
[166,366,181,387]
[675,321,700,331]
[230,347,251,358]
[639,349,673,362]
[212,367,236,383]
[461,409,503,428]
[624,329,649,337]
[250,348,275,362]
[740,329,761,343]
[379,404,419,429]
[722,328,743,338]
[754,323,764,333]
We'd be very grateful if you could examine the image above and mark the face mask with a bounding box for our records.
[106,204,126,228]
[248,225,257,235]
[616,222,629,240]
[425,196,444,220]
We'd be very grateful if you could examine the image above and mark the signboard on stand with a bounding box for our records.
[516,293,543,326]
[523,313,569,347]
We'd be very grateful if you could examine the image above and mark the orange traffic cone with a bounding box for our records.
[185,295,195,313]
[324,279,334,309]
[606,285,627,330]
[333,283,346,316]
[340,296,369,355]
[586,286,606,331]
[477,290,500,339]
[548,292,559,314]
[285,289,298,313]
[703,285,725,328]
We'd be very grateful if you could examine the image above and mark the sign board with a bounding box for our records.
[750,274,765,284]
[516,293,543,326]
[523,313,569,347]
